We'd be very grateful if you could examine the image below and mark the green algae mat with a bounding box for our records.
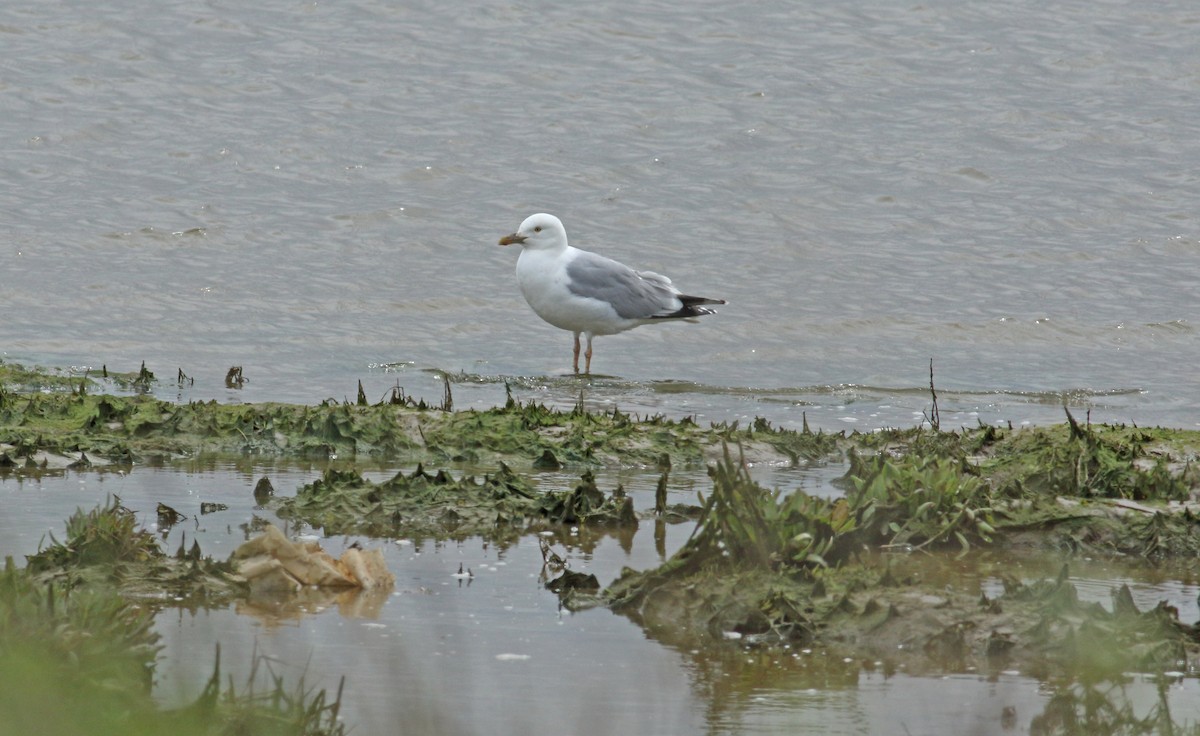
[7,360,1200,691]
[0,367,836,469]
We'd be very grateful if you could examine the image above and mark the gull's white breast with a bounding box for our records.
[515,247,634,336]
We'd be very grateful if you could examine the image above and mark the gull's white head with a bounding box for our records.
[498,213,568,251]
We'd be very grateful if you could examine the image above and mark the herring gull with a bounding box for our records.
[498,213,726,375]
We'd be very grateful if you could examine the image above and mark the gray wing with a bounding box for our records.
[565,250,681,320]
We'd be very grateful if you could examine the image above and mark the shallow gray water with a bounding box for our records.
[6,464,1200,734]
[3,0,1199,431]
[5,0,1200,733]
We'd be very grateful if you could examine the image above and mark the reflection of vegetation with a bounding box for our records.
[1030,677,1200,736]
[609,448,1200,682]
[2,502,345,735]
[11,360,1200,732]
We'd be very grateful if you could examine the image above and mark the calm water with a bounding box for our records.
[5,0,1200,733]
[5,464,1200,734]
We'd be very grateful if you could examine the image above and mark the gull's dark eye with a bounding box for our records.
[534,226,542,232]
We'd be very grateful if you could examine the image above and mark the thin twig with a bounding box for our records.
[922,358,940,431]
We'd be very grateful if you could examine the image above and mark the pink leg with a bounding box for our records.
[572,332,581,375]
[584,334,594,375]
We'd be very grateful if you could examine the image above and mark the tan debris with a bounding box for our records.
[233,524,394,592]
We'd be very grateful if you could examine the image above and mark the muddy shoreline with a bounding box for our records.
[5,361,1200,731]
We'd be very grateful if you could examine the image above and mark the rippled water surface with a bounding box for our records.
[5,0,1200,732]
[4,0,1199,430]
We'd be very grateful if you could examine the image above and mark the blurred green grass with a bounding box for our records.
[0,500,346,736]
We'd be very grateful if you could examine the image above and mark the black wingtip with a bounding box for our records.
[679,294,726,307]
[651,294,725,320]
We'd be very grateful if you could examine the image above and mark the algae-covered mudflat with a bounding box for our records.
[5,361,1200,734]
